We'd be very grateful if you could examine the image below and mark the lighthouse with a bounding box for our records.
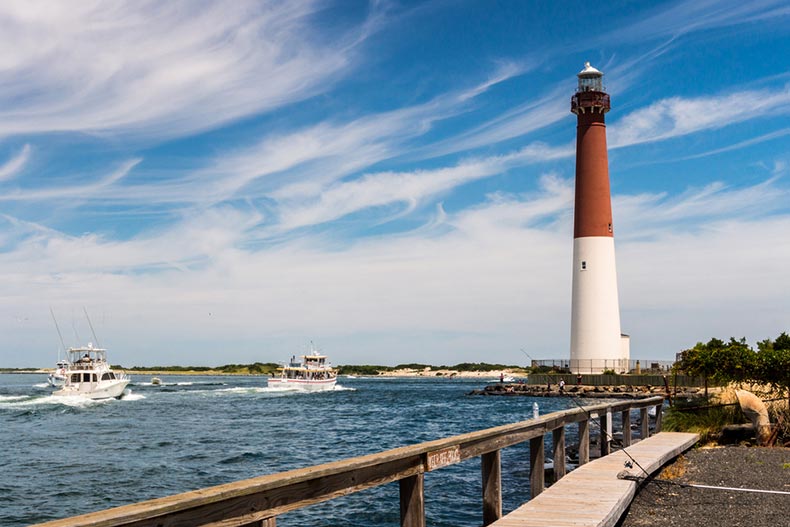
[569,62,629,374]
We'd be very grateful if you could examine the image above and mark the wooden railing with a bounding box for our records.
[33,396,665,527]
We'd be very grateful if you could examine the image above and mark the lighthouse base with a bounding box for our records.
[570,236,627,373]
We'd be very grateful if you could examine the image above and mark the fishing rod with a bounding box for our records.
[565,393,652,480]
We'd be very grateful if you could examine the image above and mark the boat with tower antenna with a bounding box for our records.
[268,342,337,391]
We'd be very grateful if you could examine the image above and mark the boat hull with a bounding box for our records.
[267,378,337,391]
[53,379,130,400]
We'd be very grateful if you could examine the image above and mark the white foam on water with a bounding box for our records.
[32,383,51,388]
[120,391,145,401]
[0,394,29,403]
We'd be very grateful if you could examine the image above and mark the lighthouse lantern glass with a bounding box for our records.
[578,75,603,93]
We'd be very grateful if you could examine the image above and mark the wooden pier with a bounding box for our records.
[490,432,699,527]
[31,396,692,527]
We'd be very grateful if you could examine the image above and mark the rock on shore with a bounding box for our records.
[468,383,702,399]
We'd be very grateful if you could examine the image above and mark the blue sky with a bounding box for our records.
[1,0,789,367]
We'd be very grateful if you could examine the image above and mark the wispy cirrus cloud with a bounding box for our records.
[608,84,790,149]
[0,158,139,201]
[605,0,790,44]
[0,0,375,140]
[274,142,573,232]
[0,144,31,181]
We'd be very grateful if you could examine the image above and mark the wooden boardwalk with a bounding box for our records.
[490,432,699,527]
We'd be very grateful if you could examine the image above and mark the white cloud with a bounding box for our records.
[0,0,370,140]
[2,174,788,367]
[605,0,790,44]
[0,158,139,201]
[274,142,574,232]
[0,144,31,181]
[608,85,790,148]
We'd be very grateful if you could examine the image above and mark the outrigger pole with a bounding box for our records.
[83,307,101,348]
[49,306,67,354]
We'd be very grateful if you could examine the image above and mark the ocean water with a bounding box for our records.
[0,374,585,526]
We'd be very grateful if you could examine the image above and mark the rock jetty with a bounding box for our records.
[468,383,703,399]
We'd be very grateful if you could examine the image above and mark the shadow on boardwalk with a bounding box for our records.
[619,446,790,527]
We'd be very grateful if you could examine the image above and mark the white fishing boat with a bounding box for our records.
[47,359,70,387]
[268,344,337,391]
[53,343,129,399]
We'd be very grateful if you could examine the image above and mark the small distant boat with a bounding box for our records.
[268,343,337,391]
[345,375,358,379]
[47,359,70,387]
[53,343,129,400]
[151,377,162,385]
[494,373,516,383]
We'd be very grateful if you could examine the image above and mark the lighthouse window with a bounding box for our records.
[608,223,612,232]
[581,261,587,270]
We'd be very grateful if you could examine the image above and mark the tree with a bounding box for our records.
[675,338,722,397]
[715,337,757,384]
[756,332,790,404]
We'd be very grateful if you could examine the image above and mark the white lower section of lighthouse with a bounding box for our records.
[570,236,629,373]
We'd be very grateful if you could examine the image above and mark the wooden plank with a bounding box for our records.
[481,450,502,525]
[425,446,460,471]
[489,432,699,527]
[529,436,544,498]
[552,427,565,482]
[399,473,425,527]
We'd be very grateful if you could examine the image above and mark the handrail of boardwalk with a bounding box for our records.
[32,396,666,527]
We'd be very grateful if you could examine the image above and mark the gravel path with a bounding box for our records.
[619,446,790,527]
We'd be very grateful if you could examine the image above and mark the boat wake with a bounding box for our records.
[120,390,145,401]
[0,390,144,409]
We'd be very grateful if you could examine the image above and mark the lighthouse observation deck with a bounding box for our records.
[571,90,610,114]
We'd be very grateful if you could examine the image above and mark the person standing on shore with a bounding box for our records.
[559,379,565,393]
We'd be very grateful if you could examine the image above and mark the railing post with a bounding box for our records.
[399,473,425,527]
[552,426,566,482]
[529,435,545,497]
[577,419,590,466]
[599,409,610,457]
[654,402,663,433]
[640,407,650,439]
[621,409,631,447]
[481,450,502,525]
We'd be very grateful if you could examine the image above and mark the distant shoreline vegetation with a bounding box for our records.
[1,362,525,375]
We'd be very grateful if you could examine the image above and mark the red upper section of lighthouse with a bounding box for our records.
[571,62,614,239]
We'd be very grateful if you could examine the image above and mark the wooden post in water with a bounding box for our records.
[599,410,610,456]
[481,450,502,525]
[242,518,276,527]
[529,436,545,497]
[621,409,631,447]
[577,419,590,465]
[640,407,650,439]
[399,473,425,527]
[654,403,663,433]
[552,427,566,482]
